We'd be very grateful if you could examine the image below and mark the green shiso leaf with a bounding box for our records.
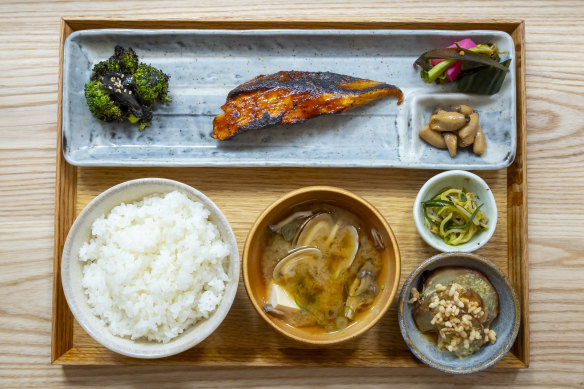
[457,58,512,95]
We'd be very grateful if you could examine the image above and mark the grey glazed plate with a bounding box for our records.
[398,252,520,374]
[62,29,516,168]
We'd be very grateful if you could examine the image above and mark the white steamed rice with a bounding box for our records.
[78,190,230,343]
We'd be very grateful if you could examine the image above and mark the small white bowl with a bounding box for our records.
[413,170,497,252]
[61,178,240,358]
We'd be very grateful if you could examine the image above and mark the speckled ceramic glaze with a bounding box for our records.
[62,29,516,168]
[60,178,240,358]
[398,253,520,374]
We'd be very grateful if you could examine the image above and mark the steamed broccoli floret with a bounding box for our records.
[84,80,125,122]
[84,46,171,131]
[128,112,152,131]
[90,59,121,81]
[134,63,172,105]
[91,46,139,80]
[112,46,139,75]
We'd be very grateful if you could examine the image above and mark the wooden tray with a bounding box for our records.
[52,18,528,367]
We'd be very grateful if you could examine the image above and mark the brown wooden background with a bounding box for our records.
[1,0,584,387]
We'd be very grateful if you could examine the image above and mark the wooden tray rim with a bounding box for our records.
[52,17,529,368]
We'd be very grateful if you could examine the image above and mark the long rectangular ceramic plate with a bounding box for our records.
[62,29,516,168]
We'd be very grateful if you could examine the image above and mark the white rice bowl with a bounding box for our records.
[78,190,230,343]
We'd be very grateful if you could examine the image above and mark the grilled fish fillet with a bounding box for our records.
[212,71,403,140]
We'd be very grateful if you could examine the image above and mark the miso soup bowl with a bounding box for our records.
[243,186,401,345]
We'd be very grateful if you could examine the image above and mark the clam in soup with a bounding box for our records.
[260,203,386,333]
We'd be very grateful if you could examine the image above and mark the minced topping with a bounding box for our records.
[409,283,497,356]
[408,287,420,304]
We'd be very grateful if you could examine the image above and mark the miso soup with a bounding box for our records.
[260,202,386,333]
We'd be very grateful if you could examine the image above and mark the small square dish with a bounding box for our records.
[403,92,516,170]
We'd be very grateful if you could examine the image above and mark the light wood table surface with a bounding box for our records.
[1,1,583,387]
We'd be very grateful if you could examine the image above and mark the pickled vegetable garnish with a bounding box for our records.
[422,188,488,245]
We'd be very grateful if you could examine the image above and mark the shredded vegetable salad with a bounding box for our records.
[422,188,488,245]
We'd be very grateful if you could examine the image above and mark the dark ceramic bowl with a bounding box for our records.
[398,252,520,374]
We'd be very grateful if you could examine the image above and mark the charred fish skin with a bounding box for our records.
[212,71,403,140]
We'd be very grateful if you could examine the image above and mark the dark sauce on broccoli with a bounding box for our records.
[84,46,171,131]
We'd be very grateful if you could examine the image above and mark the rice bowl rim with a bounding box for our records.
[60,178,240,359]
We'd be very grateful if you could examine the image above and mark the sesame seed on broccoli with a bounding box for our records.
[84,46,170,131]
